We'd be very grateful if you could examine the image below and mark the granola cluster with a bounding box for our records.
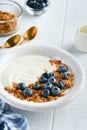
[0,11,17,34]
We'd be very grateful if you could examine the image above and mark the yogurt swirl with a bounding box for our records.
[1,55,56,86]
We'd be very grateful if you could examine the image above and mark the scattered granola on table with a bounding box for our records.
[5,59,74,103]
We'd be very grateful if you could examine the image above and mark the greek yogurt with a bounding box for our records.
[1,55,56,86]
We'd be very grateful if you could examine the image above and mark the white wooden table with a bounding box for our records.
[0,0,87,130]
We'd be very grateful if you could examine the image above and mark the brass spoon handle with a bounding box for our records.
[18,39,29,45]
[0,46,5,48]
[0,45,10,48]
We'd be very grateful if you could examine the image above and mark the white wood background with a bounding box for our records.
[0,0,87,130]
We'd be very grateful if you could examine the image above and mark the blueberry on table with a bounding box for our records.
[40,72,49,83]
[41,88,50,98]
[51,86,60,96]
[18,83,26,91]
[62,72,69,79]
[33,83,41,90]
[57,80,65,89]
[23,88,33,96]
[48,77,56,85]
[44,82,52,90]
[58,66,67,73]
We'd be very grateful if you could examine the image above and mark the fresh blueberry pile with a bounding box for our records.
[26,0,49,9]
[18,83,33,96]
[17,65,69,98]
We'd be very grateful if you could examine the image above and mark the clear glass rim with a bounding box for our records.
[0,0,23,22]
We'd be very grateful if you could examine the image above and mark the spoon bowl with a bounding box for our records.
[0,26,37,48]
[0,35,21,48]
[19,26,37,45]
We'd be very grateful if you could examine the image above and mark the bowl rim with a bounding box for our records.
[0,44,85,111]
[0,0,23,21]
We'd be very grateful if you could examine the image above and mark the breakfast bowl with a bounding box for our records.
[24,0,50,16]
[0,44,84,111]
[0,0,23,36]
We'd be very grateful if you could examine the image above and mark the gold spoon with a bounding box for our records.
[0,35,21,48]
[19,26,37,45]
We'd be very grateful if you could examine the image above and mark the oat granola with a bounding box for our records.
[5,59,74,103]
[0,11,17,34]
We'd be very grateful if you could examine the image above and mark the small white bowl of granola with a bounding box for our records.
[0,44,84,111]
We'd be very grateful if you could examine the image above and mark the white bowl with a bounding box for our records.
[0,44,84,111]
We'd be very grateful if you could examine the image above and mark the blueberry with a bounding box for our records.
[57,80,65,89]
[48,77,56,85]
[58,66,67,73]
[32,2,40,9]
[29,1,45,9]
[43,0,48,3]
[62,72,69,79]
[23,88,33,96]
[48,72,55,78]
[0,122,5,129]
[18,83,26,91]
[33,83,40,90]
[39,1,46,8]
[40,72,49,83]
[40,76,47,83]
[26,0,34,6]
[41,88,50,98]
[44,82,52,90]
[51,87,60,96]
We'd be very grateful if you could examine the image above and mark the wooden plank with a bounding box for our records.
[12,108,54,130]
[53,0,87,130]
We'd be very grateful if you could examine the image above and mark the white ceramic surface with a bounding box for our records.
[0,44,84,111]
[74,28,87,52]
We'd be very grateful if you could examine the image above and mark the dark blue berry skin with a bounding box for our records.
[43,0,48,4]
[40,76,47,83]
[33,84,40,90]
[23,88,33,97]
[48,72,55,78]
[51,87,60,96]
[58,66,67,73]
[41,89,50,98]
[40,73,49,83]
[44,82,52,90]
[0,122,4,129]
[26,0,46,9]
[32,2,40,9]
[48,77,56,85]
[57,80,65,89]
[18,83,26,91]
[62,72,68,79]
[38,1,46,9]
[26,0,33,6]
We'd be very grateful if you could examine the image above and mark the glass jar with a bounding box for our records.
[24,0,50,16]
[0,0,23,36]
